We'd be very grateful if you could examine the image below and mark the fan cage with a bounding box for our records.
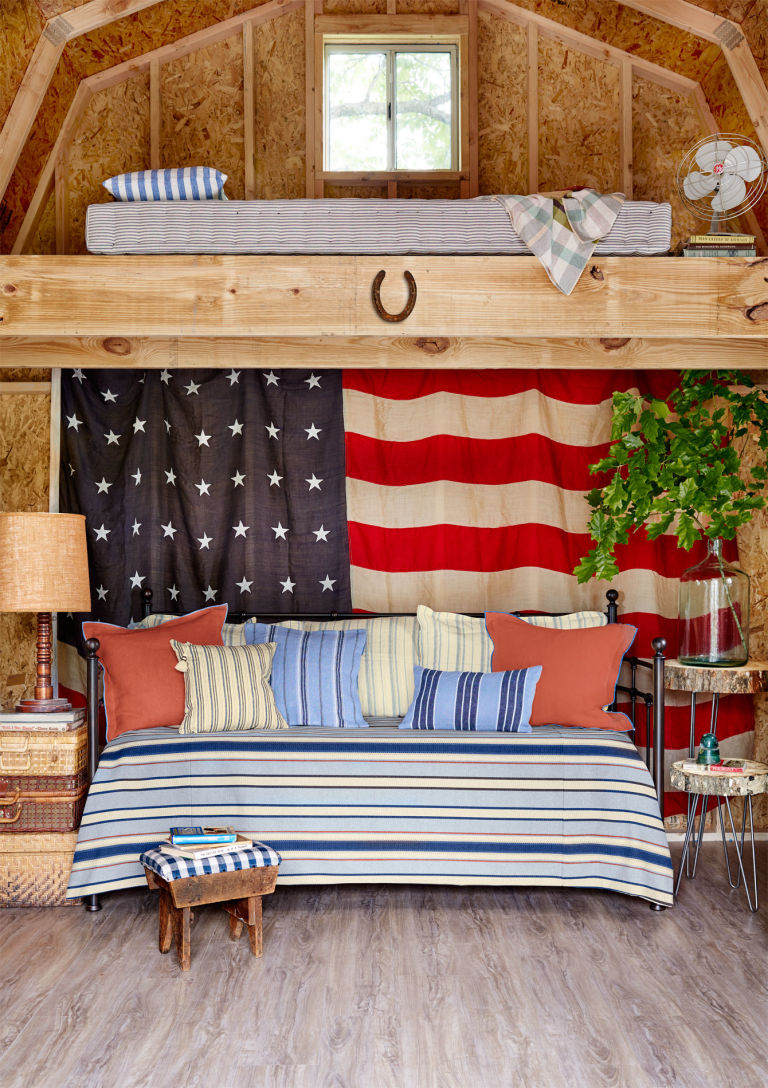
[676,132,767,225]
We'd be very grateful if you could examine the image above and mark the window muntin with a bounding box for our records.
[324,43,459,173]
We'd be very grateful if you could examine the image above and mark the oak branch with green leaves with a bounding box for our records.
[574,371,768,584]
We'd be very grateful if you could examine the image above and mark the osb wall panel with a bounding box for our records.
[0,368,50,381]
[477,9,527,196]
[631,77,707,252]
[742,0,768,84]
[161,37,245,198]
[324,185,388,197]
[66,75,150,255]
[0,1,44,129]
[323,0,388,12]
[537,37,621,194]
[254,7,305,200]
[396,0,460,11]
[0,385,50,710]
[500,0,717,82]
[397,182,461,198]
[27,188,56,254]
[1,54,80,254]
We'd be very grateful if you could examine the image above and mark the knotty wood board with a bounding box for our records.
[2,256,768,340]
[2,333,768,370]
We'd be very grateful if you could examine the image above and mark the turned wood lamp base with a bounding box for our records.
[16,611,73,713]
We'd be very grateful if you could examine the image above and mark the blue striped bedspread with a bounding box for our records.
[66,726,673,906]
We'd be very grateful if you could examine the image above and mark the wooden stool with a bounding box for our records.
[140,843,280,971]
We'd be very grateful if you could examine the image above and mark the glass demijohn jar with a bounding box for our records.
[678,538,750,666]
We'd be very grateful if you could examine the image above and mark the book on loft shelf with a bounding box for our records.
[161,835,253,860]
[169,825,237,845]
[687,233,755,244]
[683,248,756,258]
[0,708,86,731]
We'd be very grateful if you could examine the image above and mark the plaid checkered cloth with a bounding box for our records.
[140,842,281,882]
[496,189,625,295]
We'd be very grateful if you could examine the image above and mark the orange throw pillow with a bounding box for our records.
[485,613,636,730]
[83,606,227,741]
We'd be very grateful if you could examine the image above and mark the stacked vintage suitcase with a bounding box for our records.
[0,707,87,905]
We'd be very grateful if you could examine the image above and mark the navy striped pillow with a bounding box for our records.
[248,624,367,728]
[400,665,541,732]
[103,167,227,201]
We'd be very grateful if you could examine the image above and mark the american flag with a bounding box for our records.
[60,366,754,814]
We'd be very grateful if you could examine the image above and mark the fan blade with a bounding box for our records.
[695,139,733,173]
[684,171,717,199]
[723,145,763,183]
[711,174,746,212]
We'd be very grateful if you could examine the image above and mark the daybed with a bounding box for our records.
[66,593,673,910]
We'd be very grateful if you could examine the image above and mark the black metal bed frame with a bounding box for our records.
[82,587,667,913]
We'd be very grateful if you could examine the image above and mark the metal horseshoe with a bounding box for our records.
[371,269,417,322]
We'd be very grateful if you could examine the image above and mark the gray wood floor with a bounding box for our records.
[1,844,767,1088]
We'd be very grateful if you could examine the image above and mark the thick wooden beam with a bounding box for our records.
[56,0,166,40]
[2,335,767,371]
[1,256,768,340]
[620,60,633,198]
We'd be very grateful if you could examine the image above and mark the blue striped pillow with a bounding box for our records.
[103,167,227,201]
[248,624,367,728]
[400,665,541,732]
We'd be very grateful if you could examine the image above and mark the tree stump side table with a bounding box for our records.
[140,843,280,971]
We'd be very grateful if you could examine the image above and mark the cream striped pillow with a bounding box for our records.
[171,641,287,734]
[416,605,608,673]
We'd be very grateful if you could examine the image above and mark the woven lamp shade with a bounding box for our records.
[0,512,91,613]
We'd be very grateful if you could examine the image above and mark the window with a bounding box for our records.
[324,42,459,173]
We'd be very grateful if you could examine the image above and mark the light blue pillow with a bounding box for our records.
[400,665,541,732]
[247,624,367,728]
[103,167,227,201]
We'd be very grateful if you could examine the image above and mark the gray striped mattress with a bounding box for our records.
[85,196,672,256]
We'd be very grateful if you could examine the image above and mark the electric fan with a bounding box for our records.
[676,133,767,234]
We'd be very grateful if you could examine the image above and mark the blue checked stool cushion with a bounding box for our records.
[140,842,281,882]
[140,842,281,971]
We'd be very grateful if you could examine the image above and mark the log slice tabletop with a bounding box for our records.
[664,659,768,695]
[670,760,768,797]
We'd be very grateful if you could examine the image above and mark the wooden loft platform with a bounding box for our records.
[0,254,767,371]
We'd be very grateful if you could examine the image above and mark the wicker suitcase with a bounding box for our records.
[0,831,79,906]
[0,724,87,777]
[0,777,88,832]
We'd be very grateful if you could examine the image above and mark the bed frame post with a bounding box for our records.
[84,636,102,913]
[605,589,618,624]
[650,636,667,912]
[141,587,153,619]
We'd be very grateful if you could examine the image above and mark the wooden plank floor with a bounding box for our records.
[1,844,767,1088]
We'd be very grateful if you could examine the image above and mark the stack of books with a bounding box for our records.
[681,233,756,258]
[681,758,768,775]
[0,707,85,731]
[161,825,252,859]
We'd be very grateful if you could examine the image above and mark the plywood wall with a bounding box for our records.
[253,7,306,200]
[476,9,528,195]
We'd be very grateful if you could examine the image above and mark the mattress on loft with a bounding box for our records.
[85,196,673,255]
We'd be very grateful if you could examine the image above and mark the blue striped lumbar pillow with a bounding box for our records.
[400,665,541,732]
[248,624,368,728]
[103,167,228,201]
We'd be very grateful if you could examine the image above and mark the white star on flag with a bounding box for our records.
[161,521,177,539]
[272,522,288,540]
[203,586,218,602]
[93,524,110,542]
[228,370,240,385]
[196,430,211,447]
[264,371,280,386]
[313,526,330,542]
[237,577,253,594]
[102,389,118,403]
[165,468,177,486]
[267,470,283,487]
[131,468,142,486]
[164,419,171,434]
[265,422,279,439]
[280,577,295,594]
[67,414,82,431]
[130,571,145,589]
[95,477,112,494]
[195,479,211,496]
[228,420,243,437]
[306,374,321,389]
[306,474,323,491]
[72,368,84,383]
[104,431,121,446]
[160,370,171,384]
[320,575,336,592]
[232,521,249,539]
[96,585,108,601]
[168,585,180,602]
[185,380,201,396]
[231,470,245,487]
[133,418,146,434]
[197,532,213,550]
[305,424,322,440]
[131,519,141,536]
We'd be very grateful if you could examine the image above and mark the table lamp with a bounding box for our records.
[0,512,91,712]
